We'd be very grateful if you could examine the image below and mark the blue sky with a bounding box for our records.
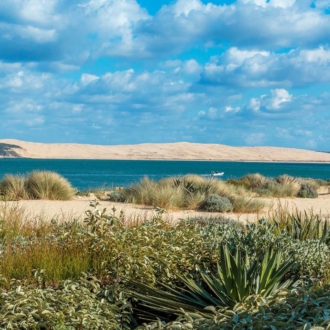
[0,0,330,150]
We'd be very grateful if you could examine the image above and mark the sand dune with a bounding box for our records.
[1,139,330,162]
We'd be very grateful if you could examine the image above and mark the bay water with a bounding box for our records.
[0,159,330,190]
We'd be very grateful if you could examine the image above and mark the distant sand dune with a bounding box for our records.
[1,139,330,162]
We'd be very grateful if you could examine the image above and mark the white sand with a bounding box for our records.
[2,192,330,225]
[1,139,330,162]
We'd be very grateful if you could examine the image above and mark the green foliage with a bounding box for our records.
[140,286,330,329]
[270,210,330,242]
[25,171,74,200]
[298,183,318,198]
[128,245,293,321]
[0,143,21,158]
[199,195,233,212]
[0,274,122,329]
[109,191,126,203]
[1,202,330,328]
[227,174,322,199]
[0,174,28,200]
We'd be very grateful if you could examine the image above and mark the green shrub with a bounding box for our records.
[0,174,28,200]
[298,183,318,198]
[140,286,330,330]
[25,171,74,200]
[109,191,126,203]
[199,195,233,212]
[0,275,122,329]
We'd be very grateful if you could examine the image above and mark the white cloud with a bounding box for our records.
[201,46,330,88]
[225,106,240,113]
[265,89,293,110]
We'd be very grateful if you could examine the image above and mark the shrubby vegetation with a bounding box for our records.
[228,173,326,198]
[121,175,267,213]
[0,171,74,200]
[1,202,330,328]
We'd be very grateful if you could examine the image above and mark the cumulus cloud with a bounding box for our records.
[1,0,330,148]
[200,46,330,88]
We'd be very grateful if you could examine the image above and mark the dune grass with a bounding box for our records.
[0,174,29,200]
[0,171,74,201]
[26,171,74,200]
[227,173,327,198]
[122,175,267,213]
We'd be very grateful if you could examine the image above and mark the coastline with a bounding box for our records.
[1,157,330,164]
[1,139,330,163]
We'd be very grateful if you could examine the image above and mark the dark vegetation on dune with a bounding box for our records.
[0,143,22,158]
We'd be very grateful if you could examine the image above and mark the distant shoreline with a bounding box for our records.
[1,157,330,164]
[1,139,330,163]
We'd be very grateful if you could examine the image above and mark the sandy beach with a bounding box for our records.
[2,191,329,225]
[1,139,330,162]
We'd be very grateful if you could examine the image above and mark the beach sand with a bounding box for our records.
[2,190,330,225]
[1,139,330,162]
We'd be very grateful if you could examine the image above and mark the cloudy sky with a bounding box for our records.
[0,0,329,149]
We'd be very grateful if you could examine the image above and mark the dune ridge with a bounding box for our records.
[1,139,330,162]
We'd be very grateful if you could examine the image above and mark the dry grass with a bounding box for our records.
[25,171,74,200]
[0,174,29,200]
[230,196,269,213]
[123,175,246,211]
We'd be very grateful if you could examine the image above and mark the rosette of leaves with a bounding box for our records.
[128,245,294,323]
[138,286,330,329]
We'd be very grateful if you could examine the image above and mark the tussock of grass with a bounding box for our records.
[230,196,268,213]
[0,174,28,200]
[124,175,245,211]
[25,171,74,200]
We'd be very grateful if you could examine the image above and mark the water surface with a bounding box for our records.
[0,159,329,190]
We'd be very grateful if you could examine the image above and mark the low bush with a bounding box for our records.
[108,191,126,203]
[140,286,330,329]
[298,183,318,198]
[0,275,122,329]
[0,174,28,200]
[25,171,74,200]
[199,195,233,212]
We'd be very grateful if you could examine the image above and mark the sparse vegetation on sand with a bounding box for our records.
[1,203,330,328]
[0,171,74,200]
[122,175,266,213]
[227,173,327,198]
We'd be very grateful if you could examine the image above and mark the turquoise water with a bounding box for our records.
[0,159,330,190]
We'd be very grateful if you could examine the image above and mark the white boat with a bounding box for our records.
[211,171,224,177]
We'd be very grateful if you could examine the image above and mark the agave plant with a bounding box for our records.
[271,209,330,243]
[128,245,294,321]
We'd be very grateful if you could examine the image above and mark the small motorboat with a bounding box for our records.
[211,171,224,177]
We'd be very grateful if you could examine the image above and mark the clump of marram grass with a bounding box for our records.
[230,196,268,213]
[25,171,74,200]
[227,174,323,199]
[123,175,247,211]
[0,174,29,200]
